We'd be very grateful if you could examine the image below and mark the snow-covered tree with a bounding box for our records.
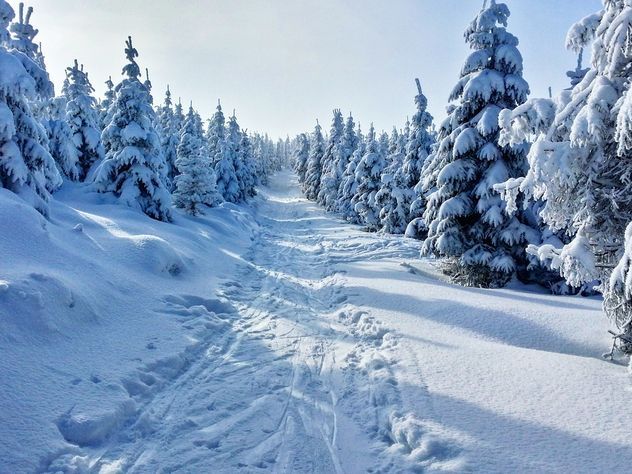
[495,1,632,342]
[46,96,80,181]
[303,121,324,200]
[352,124,387,230]
[0,0,60,215]
[375,129,406,233]
[94,37,172,221]
[421,1,539,287]
[63,60,104,180]
[213,119,240,203]
[206,100,225,167]
[402,79,436,238]
[317,109,344,208]
[100,76,115,130]
[338,124,364,221]
[156,85,179,188]
[238,129,257,198]
[293,133,310,183]
[9,2,52,101]
[173,105,220,215]
[227,112,249,201]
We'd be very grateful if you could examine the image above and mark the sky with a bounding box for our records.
[27,0,601,139]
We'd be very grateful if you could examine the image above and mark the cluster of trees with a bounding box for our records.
[0,1,288,222]
[295,0,632,352]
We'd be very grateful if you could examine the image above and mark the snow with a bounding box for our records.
[2,170,632,473]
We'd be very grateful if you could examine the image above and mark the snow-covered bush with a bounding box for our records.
[421,1,538,288]
[93,37,172,221]
[63,60,104,180]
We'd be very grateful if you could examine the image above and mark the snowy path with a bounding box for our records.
[66,171,462,473]
[42,170,632,473]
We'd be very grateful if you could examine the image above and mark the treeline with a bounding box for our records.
[0,1,289,221]
[293,1,632,355]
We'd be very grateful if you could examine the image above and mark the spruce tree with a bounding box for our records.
[238,129,257,198]
[404,79,436,239]
[9,2,60,193]
[173,105,220,215]
[376,127,407,234]
[100,76,115,130]
[317,109,344,208]
[0,0,59,215]
[352,124,387,230]
[213,113,240,203]
[94,37,172,221]
[338,124,364,221]
[227,112,247,201]
[156,85,179,188]
[292,133,310,184]
[63,60,104,180]
[421,1,538,287]
[206,99,225,167]
[497,1,632,343]
[46,96,80,181]
[9,3,53,101]
[303,121,324,200]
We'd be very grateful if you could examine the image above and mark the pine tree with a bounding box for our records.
[338,124,364,221]
[496,1,632,343]
[213,111,240,203]
[0,0,61,215]
[404,79,436,239]
[238,129,257,198]
[421,1,538,287]
[63,60,104,180]
[46,96,80,181]
[227,112,248,201]
[100,76,115,130]
[303,121,324,200]
[292,133,310,184]
[9,2,60,193]
[9,3,53,101]
[317,109,344,208]
[156,85,179,188]
[376,127,407,234]
[352,124,387,230]
[94,37,172,221]
[173,105,220,215]
[206,99,225,167]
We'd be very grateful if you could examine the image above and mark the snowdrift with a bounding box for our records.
[0,184,258,471]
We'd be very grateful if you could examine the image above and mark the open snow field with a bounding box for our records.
[2,170,632,473]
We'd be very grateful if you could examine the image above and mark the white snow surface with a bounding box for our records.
[1,170,632,473]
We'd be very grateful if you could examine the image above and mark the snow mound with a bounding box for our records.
[56,383,136,447]
[0,273,98,341]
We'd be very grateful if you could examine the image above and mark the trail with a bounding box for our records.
[61,170,461,473]
[41,170,632,474]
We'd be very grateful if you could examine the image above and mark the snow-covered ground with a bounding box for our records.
[2,170,632,473]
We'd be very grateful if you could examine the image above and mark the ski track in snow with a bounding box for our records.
[43,172,466,473]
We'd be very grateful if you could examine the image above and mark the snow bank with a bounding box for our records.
[0,183,258,471]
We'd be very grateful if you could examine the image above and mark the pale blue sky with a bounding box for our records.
[28,0,600,138]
